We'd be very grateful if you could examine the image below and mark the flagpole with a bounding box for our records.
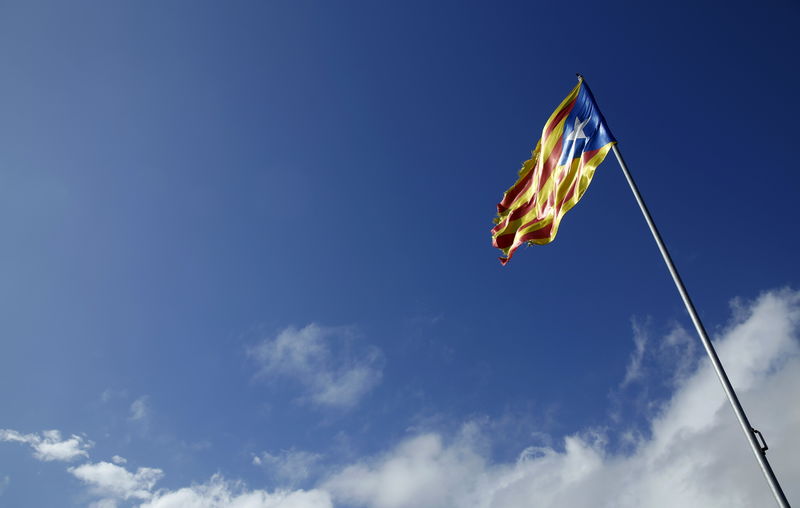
[611,144,791,508]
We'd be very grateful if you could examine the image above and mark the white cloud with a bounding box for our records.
[0,429,91,462]
[130,396,151,422]
[248,324,383,409]
[69,461,163,501]
[140,474,333,508]
[324,289,800,508]
[69,460,332,508]
[254,449,323,485]
[325,426,491,508]
[112,455,128,465]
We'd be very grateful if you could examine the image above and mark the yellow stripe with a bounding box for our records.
[499,215,555,255]
[493,142,615,249]
[537,142,615,245]
[501,84,579,221]
[495,148,539,223]
[559,143,614,218]
[541,82,581,136]
[502,116,568,220]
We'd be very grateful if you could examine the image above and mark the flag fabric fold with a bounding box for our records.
[491,77,616,265]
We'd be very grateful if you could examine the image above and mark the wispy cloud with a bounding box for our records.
[0,429,91,462]
[659,324,698,385]
[129,396,151,422]
[621,317,649,387]
[253,448,323,485]
[323,289,800,508]
[100,388,128,403]
[248,324,383,409]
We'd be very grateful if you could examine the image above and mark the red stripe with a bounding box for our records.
[536,134,567,192]
[497,166,535,214]
[535,94,579,191]
[511,215,549,237]
[555,146,606,211]
[495,92,582,266]
[580,146,605,163]
[493,138,598,236]
[496,146,606,249]
[492,231,516,249]
[497,220,555,265]
[518,222,554,242]
[544,97,577,139]
[498,239,525,266]
[556,165,581,213]
[495,138,565,228]
[493,191,534,233]
[496,96,577,215]
[492,213,550,248]
[491,193,538,234]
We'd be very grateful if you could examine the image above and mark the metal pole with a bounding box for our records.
[611,144,790,508]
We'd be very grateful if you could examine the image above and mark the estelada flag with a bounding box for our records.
[492,77,616,265]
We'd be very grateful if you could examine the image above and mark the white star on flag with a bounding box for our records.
[564,116,590,143]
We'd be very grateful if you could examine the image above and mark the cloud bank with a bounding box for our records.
[248,324,383,409]
[324,289,800,508]
[141,475,333,508]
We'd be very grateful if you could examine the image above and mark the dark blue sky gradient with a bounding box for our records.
[1,1,798,505]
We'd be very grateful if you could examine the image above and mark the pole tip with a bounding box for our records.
[576,73,584,81]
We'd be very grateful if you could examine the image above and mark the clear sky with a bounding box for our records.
[1,1,799,507]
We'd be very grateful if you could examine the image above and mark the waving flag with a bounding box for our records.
[492,77,616,264]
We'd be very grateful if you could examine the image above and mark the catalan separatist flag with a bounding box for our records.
[491,77,616,265]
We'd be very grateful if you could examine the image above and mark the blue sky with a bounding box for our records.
[1,1,799,507]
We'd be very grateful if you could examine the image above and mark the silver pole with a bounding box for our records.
[612,144,790,508]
